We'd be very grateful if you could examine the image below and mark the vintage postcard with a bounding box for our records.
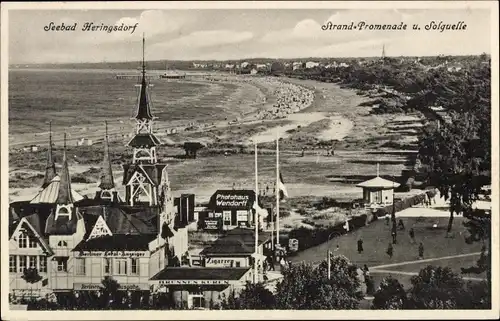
[1,1,498,320]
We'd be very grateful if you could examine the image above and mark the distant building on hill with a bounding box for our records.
[305,61,320,69]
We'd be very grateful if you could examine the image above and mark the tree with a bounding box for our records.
[407,265,469,309]
[417,63,490,234]
[418,112,489,234]
[371,277,407,309]
[101,276,120,309]
[275,255,363,309]
[221,282,276,309]
[462,207,491,307]
[22,268,43,299]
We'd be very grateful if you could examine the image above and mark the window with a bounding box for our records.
[115,259,127,275]
[19,233,27,248]
[189,291,205,309]
[130,258,139,275]
[9,256,17,273]
[56,257,68,272]
[104,258,112,274]
[75,258,86,275]
[57,240,68,247]
[19,255,27,272]
[29,236,38,248]
[235,261,241,267]
[39,256,47,273]
[101,191,112,199]
[28,255,37,269]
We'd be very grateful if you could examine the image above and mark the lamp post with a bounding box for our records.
[327,232,337,280]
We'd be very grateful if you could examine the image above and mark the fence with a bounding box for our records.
[288,213,373,252]
[287,189,436,253]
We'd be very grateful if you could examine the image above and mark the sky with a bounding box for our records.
[8,8,492,64]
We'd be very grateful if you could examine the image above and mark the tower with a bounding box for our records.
[127,35,161,164]
[42,121,56,189]
[96,121,118,202]
[382,44,386,60]
[54,133,74,220]
[122,35,167,207]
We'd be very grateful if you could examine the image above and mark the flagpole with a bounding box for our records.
[254,140,259,284]
[271,203,274,250]
[276,129,280,247]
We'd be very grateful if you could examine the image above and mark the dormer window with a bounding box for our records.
[55,204,73,220]
[101,191,112,200]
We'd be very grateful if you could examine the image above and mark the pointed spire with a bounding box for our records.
[99,121,115,190]
[42,121,56,188]
[134,33,154,120]
[56,133,74,205]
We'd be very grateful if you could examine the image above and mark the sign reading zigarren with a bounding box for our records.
[77,251,148,257]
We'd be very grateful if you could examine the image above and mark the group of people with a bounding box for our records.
[256,78,314,120]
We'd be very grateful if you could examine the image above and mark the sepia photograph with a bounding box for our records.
[1,1,498,319]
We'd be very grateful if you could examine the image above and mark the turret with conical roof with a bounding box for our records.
[97,121,118,202]
[42,121,57,189]
[55,133,74,219]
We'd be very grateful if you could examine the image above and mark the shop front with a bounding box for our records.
[203,190,257,230]
[150,267,251,309]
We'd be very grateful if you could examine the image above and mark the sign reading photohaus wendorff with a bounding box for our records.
[209,190,256,211]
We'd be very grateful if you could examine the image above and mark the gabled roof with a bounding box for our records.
[127,133,161,148]
[10,214,54,255]
[77,205,157,235]
[150,267,250,281]
[356,176,400,189]
[72,234,156,252]
[201,228,271,256]
[30,176,84,204]
[122,163,167,186]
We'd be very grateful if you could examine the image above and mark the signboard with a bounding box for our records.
[76,251,148,258]
[211,190,255,210]
[289,238,299,252]
[158,280,231,285]
[203,218,222,231]
[223,211,231,221]
[236,210,248,222]
[13,289,41,296]
[74,283,149,291]
[205,258,238,267]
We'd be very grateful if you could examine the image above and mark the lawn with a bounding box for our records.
[386,255,485,279]
[290,216,483,269]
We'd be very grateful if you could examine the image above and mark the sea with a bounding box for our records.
[8,68,239,135]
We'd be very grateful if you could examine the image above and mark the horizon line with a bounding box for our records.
[9,53,491,66]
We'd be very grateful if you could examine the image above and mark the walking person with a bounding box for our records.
[386,242,394,259]
[391,230,397,244]
[357,239,364,254]
[409,227,415,244]
[398,219,405,230]
[385,214,390,226]
[418,242,424,260]
[362,264,370,282]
